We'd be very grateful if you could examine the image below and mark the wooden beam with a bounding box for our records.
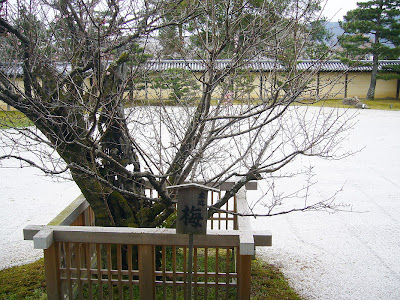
[253,231,272,247]
[24,225,271,248]
[33,229,54,249]
[143,180,258,191]
[24,225,45,241]
[47,195,89,226]
[244,181,257,190]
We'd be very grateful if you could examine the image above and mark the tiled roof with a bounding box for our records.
[0,62,72,77]
[146,59,400,72]
[0,63,22,77]
[1,59,400,76]
[145,59,285,71]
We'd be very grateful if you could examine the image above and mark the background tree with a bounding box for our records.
[0,0,352,228]
[305,18,334,59]
[151,68,200,103]
[378,64,400,99]
[339,0,400,99]
[378,63,400,79]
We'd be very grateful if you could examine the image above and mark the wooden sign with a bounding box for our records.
[169,184,219,235]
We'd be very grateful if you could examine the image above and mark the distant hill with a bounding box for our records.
[325,22,344,42]
[326,21,396,51]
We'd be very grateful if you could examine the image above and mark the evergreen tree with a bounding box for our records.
[339,0,400,99]
[306,19,334,59]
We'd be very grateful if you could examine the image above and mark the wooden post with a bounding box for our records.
[238,254,252,300]
[44,243,62,300]
[84,207,90,226]
[139,245,155,300]
[237,187,254,299]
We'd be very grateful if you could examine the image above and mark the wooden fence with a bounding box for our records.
[24,183,272,300]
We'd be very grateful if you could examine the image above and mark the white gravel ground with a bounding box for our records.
[0,166,80,270]
[1,108,399,299]
[250,109,400,299]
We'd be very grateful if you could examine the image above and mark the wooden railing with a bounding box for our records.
[24,183,271,300]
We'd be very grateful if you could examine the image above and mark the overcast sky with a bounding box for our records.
[322,0,368,21]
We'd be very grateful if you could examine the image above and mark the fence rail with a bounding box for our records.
[24,182,271,300]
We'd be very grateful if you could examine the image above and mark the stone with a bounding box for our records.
[342,97,369,109]
[342,97,359,106]
[355,102,370,109]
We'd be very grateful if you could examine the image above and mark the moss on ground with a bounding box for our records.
[251,260,303,300]
[362,99,400,110]
[0,111,33,128]
[0,259,46,299]
[0,258,302,299]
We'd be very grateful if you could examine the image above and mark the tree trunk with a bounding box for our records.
[367,53,379,100]
[367,30,380,100]
[59,141,142,227]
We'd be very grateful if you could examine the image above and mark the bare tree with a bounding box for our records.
[0,0,353,228]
